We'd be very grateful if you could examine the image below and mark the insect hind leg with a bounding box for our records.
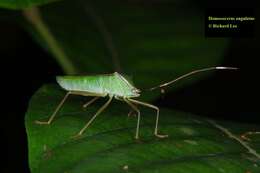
[35,91,71,125]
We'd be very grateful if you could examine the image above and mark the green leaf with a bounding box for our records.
[23,0,230,100]
[0,0,60,9]
[26,85,260,173]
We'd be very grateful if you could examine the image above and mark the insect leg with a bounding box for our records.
[123,98,141,139]
[73,96,113,138]
[127,110,137,117]
[128,98,168,138]
[115,96,137,117]
[35,91,71,125]
[82,96,100,108]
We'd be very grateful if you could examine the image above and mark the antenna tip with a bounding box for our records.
[216,67,239,70]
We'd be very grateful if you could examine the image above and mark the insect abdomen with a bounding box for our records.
[56,76,103,94]
[56,73,139,97]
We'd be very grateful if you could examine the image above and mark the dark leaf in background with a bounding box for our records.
[0,0,61,9]
[23,0,229,100]
[1,0,259,172]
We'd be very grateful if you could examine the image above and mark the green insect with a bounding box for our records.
[35,67,237,139]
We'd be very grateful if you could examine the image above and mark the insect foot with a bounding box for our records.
[155,134,169,138]
[34,120,51,125]
[122,165,128,171]
[71,133,83,140]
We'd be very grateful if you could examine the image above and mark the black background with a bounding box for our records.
[1,2,259,173]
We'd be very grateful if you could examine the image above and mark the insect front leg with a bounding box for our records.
[123,98,141,139]
[115,96,137,117]
[35,91,71,125]
[128,98,168,138]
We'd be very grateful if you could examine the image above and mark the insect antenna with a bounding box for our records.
[148,67,238,91]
